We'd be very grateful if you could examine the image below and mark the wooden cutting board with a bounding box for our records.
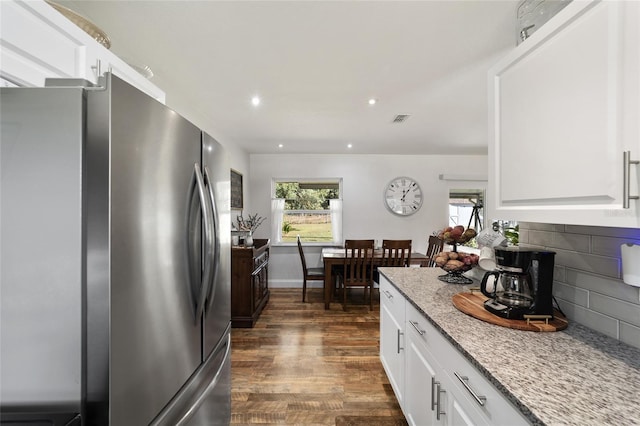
[452,291,568,332]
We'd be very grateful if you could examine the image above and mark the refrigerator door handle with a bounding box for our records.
[204,166,220,315]
[193,163,214,324]
[203,166,220,313]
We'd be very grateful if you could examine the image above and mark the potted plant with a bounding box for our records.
[235,214,265,247]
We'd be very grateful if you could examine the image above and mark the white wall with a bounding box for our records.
[249,153,487,288]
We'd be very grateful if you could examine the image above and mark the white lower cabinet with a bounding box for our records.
[405,302,492,426]
[381,276,530,426]
[380,278,405,407]
[405,318,440,425]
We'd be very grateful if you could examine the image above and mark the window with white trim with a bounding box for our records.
[271,179,342,244]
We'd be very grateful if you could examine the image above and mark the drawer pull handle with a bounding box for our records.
[383,290,393,299]
[431,377,436,411]
[454,372,486,406]
[435,381,445,420]
[409,320,425,335]
[397,330,404,353]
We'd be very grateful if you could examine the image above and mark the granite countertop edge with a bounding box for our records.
[378,267,640,426]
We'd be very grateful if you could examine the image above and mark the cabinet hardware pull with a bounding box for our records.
[623,151,639,209]
[435,381,445,420]
[409,320,426,335]
[520,24,535,41]
[91,59,101,80]
[251,261,268,276]
[383,290,393,299]
[397,330,404,353]
[523,314,552,325]
[431,377,436,411]
[454,372,487,406]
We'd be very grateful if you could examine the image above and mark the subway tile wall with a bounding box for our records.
[518,223,640,349]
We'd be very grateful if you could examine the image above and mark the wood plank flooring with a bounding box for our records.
[230,288,407,426]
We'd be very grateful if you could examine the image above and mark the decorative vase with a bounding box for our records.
[245,233,253,247]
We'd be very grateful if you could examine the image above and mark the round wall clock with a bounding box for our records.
[384,176,423,216]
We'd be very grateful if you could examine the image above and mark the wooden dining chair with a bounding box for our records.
[425,235,444,267]
[297,236,325,302]
[336,239,375,311]
[374,239,412,283]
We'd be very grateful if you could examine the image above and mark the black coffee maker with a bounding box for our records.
[480,248,556,320]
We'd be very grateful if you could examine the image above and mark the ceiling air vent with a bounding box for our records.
[392,114,411,123]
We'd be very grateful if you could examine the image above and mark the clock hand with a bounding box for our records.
[400,188,409,202]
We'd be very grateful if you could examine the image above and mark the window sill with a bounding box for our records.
[272,241,342,248]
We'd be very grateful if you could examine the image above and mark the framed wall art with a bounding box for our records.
[230,169,243,210]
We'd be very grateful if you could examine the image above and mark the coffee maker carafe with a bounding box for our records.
[480,248,555,320]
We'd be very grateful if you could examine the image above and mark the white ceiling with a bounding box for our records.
[58,0,517,155]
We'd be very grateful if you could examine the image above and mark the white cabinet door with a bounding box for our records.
[488,0,640,227]
[0,0,87,87]
[379,277,405,407]
[442,370,495,426]
[0,0,165,102]
[404,331,489,426]
[446,388,490,426]
[405,323,440,426]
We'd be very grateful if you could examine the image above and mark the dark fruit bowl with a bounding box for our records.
[437,266,474,284]
[440,263,473,273]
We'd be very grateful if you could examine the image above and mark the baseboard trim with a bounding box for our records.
[269,279,324,289]
[268,279,382,289]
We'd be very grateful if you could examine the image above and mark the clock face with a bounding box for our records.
[384,177,423,216]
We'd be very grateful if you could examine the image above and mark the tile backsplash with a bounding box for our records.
[519,222,640,350]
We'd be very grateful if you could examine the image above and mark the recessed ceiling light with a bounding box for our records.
[278,144,284,149]
[368,98,377,105]
[251,96,261,106]
[347,144,353,149]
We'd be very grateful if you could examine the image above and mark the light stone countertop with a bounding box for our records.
[378,267,640,426]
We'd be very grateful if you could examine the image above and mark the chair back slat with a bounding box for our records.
[343,239,375,285]
[425,235,444,267]
[380,239,412,267]
[338,239,375,310]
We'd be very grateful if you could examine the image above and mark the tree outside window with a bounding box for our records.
[273,180,342,243]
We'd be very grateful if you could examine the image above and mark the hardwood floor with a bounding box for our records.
[230,288,407,426]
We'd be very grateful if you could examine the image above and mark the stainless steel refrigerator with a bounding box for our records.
[0,73,231,425]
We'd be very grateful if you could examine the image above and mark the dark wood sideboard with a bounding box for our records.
[231,238,270,328]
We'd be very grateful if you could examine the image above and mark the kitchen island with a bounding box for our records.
[379,267,640,425]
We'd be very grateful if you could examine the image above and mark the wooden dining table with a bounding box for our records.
[321,247,429,309]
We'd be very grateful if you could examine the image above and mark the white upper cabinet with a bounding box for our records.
[488,0,640,227]
[0,0,165,102]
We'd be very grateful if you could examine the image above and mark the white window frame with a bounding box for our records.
[271,177,343,246]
